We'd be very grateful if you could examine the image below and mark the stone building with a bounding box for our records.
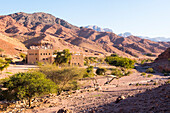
[27,49,53,64]
[27,46,84,66]
[70,53,84,66]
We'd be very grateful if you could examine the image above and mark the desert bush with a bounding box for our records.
[111,68,132,78]
[141,72,146,76]
[96,67,107,75]
[141,60,145,64]
[124,71,132,76]
[38,65,86,93]
[36,61,44,66]
[0,57,10,74]
[164,73,170,76]
[1,72,57,107]
[147,74,153,78]
[83,66,94,78]
[105,56,135,69]
[136,83,141,86]
[145,68,155,73]
[111,68,123,77]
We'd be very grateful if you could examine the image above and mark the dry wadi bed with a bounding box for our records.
[26,72,169,113]
[0,65,170,113]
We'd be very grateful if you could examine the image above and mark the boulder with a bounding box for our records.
[115,95,126,103]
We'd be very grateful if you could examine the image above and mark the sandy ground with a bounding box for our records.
[25,65,169,113]
[0,64,38,79]
[0,64,169,113]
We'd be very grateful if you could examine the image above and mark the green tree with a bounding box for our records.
[20,53,26,62]
[0,58,9,74]
[54,49,72,65]
[39,65,86,93]
[96,67,107,75]
[2,72,57,107]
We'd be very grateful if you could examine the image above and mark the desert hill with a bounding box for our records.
[0,33,27,56]
[153,47,170,72]
[0,12,169,58]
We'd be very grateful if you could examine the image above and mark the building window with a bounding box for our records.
[43,53,45,55]
[46,53,47,55]
[41,53,42,55]
[49,53,50,55]
[46,58,48,60]
[43,58,45,60]
[35,53,37,55]
[36,58,37,60]
[29,53,34,55]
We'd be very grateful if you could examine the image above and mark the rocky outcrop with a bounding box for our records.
[9,12,79,30]
[153,47,170,72]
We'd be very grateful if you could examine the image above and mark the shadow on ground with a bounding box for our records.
[81,84,170,113]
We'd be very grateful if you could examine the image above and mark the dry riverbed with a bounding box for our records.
[0,65,170,113]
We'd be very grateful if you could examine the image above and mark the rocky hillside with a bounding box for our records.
[153,47,170,72]
[0,33,27,56]
[0,12,169,58]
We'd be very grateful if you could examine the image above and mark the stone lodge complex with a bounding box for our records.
[27,46,84,66]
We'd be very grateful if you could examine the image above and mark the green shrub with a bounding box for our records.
[145,68,155,73]
[20,53,26,62]
[111,68,123,78]
[147,74,153,78]
[84,66,94,78]
[0,57,10,74]
[141,72,146,76]
[5,72,12,74]
[141,60,145,64]
[145,53,153,56]
[105,56,135,69]
[1,72,57,107]
[125,71,132,76]
[111,53,118,57]
[96,67,107,75]
[39,65,86,93]
[164,73,170,76]
[136,83,140,86]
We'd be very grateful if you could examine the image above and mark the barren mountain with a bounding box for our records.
[9,12,79,30]
[0,12,169,58]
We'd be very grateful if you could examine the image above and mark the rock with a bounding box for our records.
[115,96,126,103]
[44,99,50,104]
[95,86,102,91]
[57,108,73,113]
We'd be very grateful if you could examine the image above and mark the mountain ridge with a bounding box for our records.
[118,32,170,42]
[0,12,169,58]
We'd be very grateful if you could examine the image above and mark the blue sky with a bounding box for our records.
[0,0,170,38]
